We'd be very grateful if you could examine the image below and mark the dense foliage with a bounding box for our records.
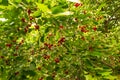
[0,0,120,80]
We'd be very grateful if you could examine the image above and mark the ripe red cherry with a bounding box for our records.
[6,43,12,48]
[74,3,82,7]
[29,16,34,20]
[21,18,25,22]
[19,40,24,45]
[54,58,60,63]
[52,72,56,78]
[37,66,41,71]
[24,27,29,33]
[93,26,97,31]
[74,18,78,22]
[91,37,94,40]
[15,72,19,76]
[48,44,53,49]
[81,36,85,40]
[59,25,64,29]
[89,46,93,51]
[38,77,43,80]
[64,70,69,74]
[40,47,45,51]
[15,46,19,50]
[12,40,16,43]
[28,59,31,62]
[43,54,50,60]
[83,10,87,14]
[0,56,4,59]
[44,43,48,46]
[27,9,31,15]
[58,37,65,44]
[13,54,18,56]
[34,25,39,30]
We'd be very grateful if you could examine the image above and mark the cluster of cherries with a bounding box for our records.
[2,2,99,79]
[21,9,39,33]
[79,25,97,33]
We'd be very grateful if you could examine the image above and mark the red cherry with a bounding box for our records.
[0,56,4,59]
[81,36,85,40]
[58,37,65,44]
[38,77,43,80]
[19,42,22,45]
[64,70,69,74]
[13,54,18,56]
[28,59,31,62]
[79,26,89,33]
[6,43,12,48]
[74,3,82,7]
[34,25,39,30]
[93,27,97,31]
[44,43,53,49]
[40,47,45,51]
[24,25,29,33]
[21,40,24,43]
[21,18,25,22]
[19,40,24,45]
[43,54,50,60]
[5,60,9,65]
[31,50,35,55]
[74,18,78,22]
[91,37,94,40]
[29,16,34,20]
[12,40,16,43]
[59,25,64,29]
[44,43,48,46]
[24,27,28,33]
[54,58,60,63]
[27,9,31,15]
[89,46,93,51]
[15,72,19,75]
[83,10,87,14]
[37,66,41,71]
[48,44,53,49]
[52,72,56,78]
[15,46,19,50]
[99,16,103,19]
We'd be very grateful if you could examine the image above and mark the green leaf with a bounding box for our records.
[15,56,23,61]
[23,70,36,76]
[45,27,49,33]
[26,0,31,3]
[32,10,42,17]
[93,21,98,25]
[40,35,44,42]
[0,5,7,9]
[1,0,8,5]
[52,6,64,14]
[84,59,93,67]
[97,3,106,12]
[55,31,60,41]
[30,62,36,70]
[15,0,22,3]
[90,51,103,57]
[26,70,36,76]
[36,3,51,13]
[46,76,54,80]
[54,11,74,17]
[0,0,2,3]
